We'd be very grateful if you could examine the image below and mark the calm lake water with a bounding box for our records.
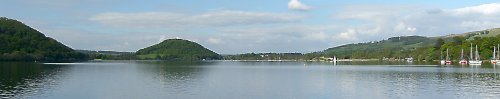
[1,61,500,99]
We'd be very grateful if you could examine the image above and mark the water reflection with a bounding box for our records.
[0,62,67,99]
[135,61,216,98]
[330,65,500,98]
[1,61,500,99]
[332,60,500,68]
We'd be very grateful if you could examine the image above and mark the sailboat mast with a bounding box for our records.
[440,51,443,60]
[446,49,449,61]
[476,45,480,60]
[470,43,473,60]
[461,49,464,60]
[494,46,496,60]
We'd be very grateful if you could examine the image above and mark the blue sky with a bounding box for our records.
[2,0,500,54]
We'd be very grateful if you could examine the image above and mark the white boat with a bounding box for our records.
[459,60,468,64]
[445,49,452,65]
[491,45,500,64]
[333,56,337,64]
[441,49,452,65]
[469,44,482,65]
[469,60,483,65]
[470,61,482,65]
[440,60,446,65]
[406,57,413,62]
[440,51,446,65]
[459,48,468,64]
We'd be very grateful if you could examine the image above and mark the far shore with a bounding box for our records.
[219,59,380,62]
[217,59,500,62]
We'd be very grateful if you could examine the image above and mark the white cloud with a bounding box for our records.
[89,10,304,28]
[207,38,223,44]
[288,0,311,11]
[30,2,500,54]
[453,3,500,15]
[335,5,412,22]
[459,21,500,30]
[407,27,417,32]
[158,35,168,43]
[211,24,344,53]
[337,29,358,41]
[332,3,500,42]
[394,22,417,33]
[305,32,329,41]
[41,29,162,51]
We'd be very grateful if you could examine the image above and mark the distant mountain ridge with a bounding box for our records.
[317,28,500,60]
[0,17,87,62]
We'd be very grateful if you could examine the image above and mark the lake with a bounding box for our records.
[1,61,500,99]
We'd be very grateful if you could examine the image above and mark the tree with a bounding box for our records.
[435,38,445,49]
[452,36,465,45]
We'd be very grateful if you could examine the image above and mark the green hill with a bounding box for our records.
[136,39,221,60]
[320,36,435,59]
[0,17,87,62]
[315,28,500,61]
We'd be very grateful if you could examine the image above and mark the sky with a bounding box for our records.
[1,0,500,54]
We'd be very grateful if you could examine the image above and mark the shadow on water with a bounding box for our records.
[0,62,69,98]
[135,60,216,66]
[133,61,218,97]
[134,60,217,78]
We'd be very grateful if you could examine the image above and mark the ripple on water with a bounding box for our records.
[3,62,500,99]
[152,68,202,98]
[0,70,63,99]
[360,68,500,99]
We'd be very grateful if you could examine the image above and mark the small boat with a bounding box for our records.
[459,60,468,64]
[440,51,446,65]
[491,45,500,64]
[333,56,337,64]
[445,61,452,65]
[459,48,468,64]
[470,61,482,65]
[445,49,452,65]
[469,44,482,65]
[406,57,413,63]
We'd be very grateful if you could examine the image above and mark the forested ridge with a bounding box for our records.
[0,17,87,62]
[311,28,500,61]
[136,39,222,60]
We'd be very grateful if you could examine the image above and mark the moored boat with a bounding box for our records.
[491,45,500,64]
[406,57,413,63]
[445,49,452,65]
[459,48,468,64]
[460,60,468,64]
[333,56,337,64]
[469,44,482,65]
[440,60,446,65]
